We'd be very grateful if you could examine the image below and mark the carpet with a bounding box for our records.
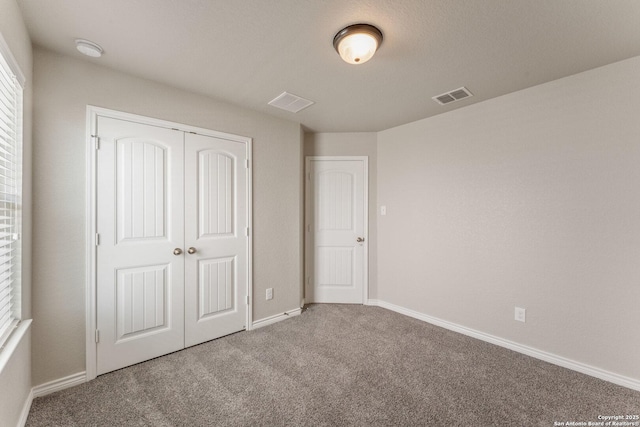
[26,304,640,426]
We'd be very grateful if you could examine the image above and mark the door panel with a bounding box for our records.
[116,264,168,339]
[117,141,167,242]
[306,158,367,303]
[317,246,354,287]
[318,171,354,231]
[184,133,248,347]
[96,117,184,375]
[198,256,235,318]
[198,151,234,237]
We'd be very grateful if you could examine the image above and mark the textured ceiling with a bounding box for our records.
[17,0,640,132]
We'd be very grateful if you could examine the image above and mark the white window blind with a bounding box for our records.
[0,40,22,349]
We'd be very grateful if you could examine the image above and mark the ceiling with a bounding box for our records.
[17,0,640,132]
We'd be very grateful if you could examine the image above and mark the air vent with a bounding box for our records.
[268,92,314,113]
[432,87,473,106]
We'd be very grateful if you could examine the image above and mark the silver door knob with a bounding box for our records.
[173,248,183,255]
[187,247,197,254]
[356,237,365,243]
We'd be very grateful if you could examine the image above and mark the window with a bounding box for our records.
[0,34,24,349]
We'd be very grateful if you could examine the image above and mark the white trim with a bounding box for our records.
[85,106,253,379]
[370,299,640,392]
[0,320,31,375]
[0,31,26,87]
[32,372,87,398]
[86,106,252,142]
[304,156,369,304]
[304,156,310,303]
[0,33,25,353]
[362,158,369,304]
[85,109,98,381]
[252,308,302,330]
[245,138,253,331]
[17,389,33,427]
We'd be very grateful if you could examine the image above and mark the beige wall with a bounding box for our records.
[32,48,302,385]
[304,132,378,299]
[377,56,640,381]
[0,0,33,425]
[0,329,31,427]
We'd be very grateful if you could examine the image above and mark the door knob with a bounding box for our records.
[173,248,183,255]
[356,237,365,243]
[187,247,197,254]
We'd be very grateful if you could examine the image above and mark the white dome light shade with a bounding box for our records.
[75,39,103,58]
[333,24,383,65]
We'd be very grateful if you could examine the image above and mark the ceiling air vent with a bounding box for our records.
[268,92,314,113]
[432,87,473,106]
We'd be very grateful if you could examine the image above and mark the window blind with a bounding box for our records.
[0,46,20,348]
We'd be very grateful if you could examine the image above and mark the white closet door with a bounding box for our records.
[184,133,248,347]
[96,117,185,375]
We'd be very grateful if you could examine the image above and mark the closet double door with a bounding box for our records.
[95,116,249,375]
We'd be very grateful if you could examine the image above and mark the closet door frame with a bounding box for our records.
[85,106,253,381]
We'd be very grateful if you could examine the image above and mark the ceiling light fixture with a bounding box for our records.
[75,39,103,58]
[333,24,383,65]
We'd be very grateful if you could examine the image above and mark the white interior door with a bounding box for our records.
[95,114,250,375]
[96,117,185,375]
[184,133,248,347]
[305,157,367,303]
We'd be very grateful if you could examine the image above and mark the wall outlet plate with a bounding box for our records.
[515,307,526,322]
[266,288,273,300]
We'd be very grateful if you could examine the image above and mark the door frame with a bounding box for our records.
[304,156,369,304]
[85,106,253,380]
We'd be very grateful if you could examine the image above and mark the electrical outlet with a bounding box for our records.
[266,288,273,300]
[515,307,526,323]
[381,205,387,216]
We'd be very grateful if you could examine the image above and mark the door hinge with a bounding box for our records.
[246,295,250,305]
[95,330,100,343]
[245,159,250,169]
[95,233,100,246]
[92,135,100,150]
[245,227,250,237]
[307,276,310,285]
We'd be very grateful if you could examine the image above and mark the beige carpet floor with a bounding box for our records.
[26,304,639,426]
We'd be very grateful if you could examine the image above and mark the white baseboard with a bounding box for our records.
[17,389,33,427]
[368,299,640,392]
[32,371,87,398]
[252,308,302,330]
